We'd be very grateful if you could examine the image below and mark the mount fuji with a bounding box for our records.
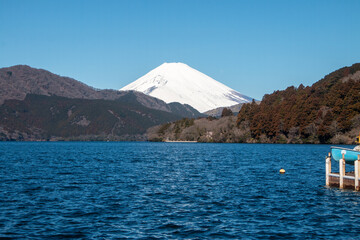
[120,62,253,113]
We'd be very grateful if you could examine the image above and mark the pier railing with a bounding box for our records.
[326,153,360,191]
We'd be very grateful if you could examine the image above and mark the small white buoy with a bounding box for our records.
[279,168,285,174]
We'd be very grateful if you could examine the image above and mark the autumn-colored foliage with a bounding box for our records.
[237,63,360,143]
[221,108,233,117]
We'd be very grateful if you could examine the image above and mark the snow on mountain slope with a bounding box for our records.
[120,62,253,113]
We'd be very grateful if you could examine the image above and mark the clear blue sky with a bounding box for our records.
[1,0,359,100]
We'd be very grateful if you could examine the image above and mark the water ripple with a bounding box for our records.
[1,142,360,239]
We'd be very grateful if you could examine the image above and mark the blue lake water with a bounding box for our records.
[1,142,360,239]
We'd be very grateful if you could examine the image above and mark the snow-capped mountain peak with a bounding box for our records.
[120,62,253,113]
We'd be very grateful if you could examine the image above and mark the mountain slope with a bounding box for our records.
[0,65,118,104]
[0,65,202,118]
[117,91,203,118]
[203,103,244,117]
[0,94,183,141]
[236,63,360,144]
[147,115,242,143]
[120,62,253,113]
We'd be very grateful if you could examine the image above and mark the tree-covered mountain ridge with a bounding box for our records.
[0,93,195,141]
[148,63,360,144]
[0,65,203,141]
[237,63,360,144]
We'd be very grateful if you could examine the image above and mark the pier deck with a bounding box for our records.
[328,173,360,190]
[326,153,360,191]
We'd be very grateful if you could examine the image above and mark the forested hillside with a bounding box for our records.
[0,94,183,141]
[237,63,360,144]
